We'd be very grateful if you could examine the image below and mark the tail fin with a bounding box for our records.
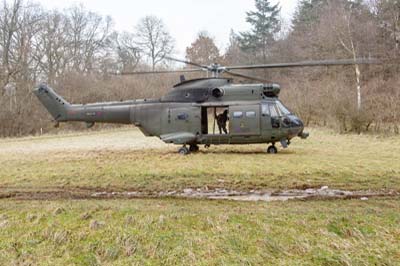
[33,84,70,122]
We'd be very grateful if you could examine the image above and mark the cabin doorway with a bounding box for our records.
[201,106,230,135]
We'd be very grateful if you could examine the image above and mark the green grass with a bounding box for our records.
[0,198,399,265]
[0,128,399,192]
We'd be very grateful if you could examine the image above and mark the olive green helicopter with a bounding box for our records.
[34,57,377,155]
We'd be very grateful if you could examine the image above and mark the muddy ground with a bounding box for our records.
[0,186,398,202]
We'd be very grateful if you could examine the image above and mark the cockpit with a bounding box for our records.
[262,100,291,116]
[262,100,305,138]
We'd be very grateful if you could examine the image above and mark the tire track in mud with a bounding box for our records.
[0,186,398,202]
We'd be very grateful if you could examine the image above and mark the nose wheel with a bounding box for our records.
[267,145,278,154]
[178,146,190,155]
[178,144,199,155]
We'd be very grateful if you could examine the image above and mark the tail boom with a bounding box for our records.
[34,84,132,125]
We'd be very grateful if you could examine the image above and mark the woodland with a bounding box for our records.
[0,0,399,137]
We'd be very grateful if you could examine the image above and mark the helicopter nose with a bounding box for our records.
[293,117,309,139]
[288,115,308,139]
[290,116,303,128]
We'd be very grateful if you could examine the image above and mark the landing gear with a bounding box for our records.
[267,145,278,154]
[178,146,190,155]
[189,144,199,153]
[178,144,199,155]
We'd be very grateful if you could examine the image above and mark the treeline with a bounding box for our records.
[225,0,400,134]
[0,0,175,136]
[278,0,400,134]
[0,0,399,137]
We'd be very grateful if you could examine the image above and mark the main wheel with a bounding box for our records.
[178,146,190,155]
[267,145,278,154]
[189,144,199,153]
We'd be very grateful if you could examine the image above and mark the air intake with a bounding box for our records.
[212,88,224,98]
[263,84,281,98]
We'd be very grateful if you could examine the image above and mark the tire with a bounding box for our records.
[267,145,278,154]
[178,147,190,155]
[189,145,199,152]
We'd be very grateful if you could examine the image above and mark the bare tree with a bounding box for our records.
[373,0,400,50]
[110,31,142,72]
[324,0,378,111]
[134,16,174,71]
[66,5,113,73]
[223,30,249,65]
[0,0,43,98]
[14,3,43,83]
[186,31,221,65]
[34,10,70,85]
[0,0,23,90]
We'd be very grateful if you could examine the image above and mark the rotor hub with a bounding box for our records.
[205,64,227,76]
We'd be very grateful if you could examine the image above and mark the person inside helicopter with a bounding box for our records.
[216,109,229,134]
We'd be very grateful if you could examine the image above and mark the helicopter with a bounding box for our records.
[34,57,378,155]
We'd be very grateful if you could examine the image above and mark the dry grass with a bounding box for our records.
[0,127,399,192]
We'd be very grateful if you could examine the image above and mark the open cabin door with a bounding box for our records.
[229,105,261,136]
[200,106,231,145]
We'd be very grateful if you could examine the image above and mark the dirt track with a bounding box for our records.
[0,186,398,202]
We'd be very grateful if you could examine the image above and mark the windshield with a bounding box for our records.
[276,101,292,115]
[269,104,279,117]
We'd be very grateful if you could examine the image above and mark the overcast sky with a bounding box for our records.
[35,0,298,57]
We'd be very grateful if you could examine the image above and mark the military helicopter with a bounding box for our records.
[34,57,377,154]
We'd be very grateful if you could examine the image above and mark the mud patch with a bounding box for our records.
[0,186,397,202]
[91,187,396,202]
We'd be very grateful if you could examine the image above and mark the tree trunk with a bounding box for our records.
[354,63,361,111]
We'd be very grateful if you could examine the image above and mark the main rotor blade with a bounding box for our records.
[226,58,381,71]
[163,56,207,69]
[117,69,204,75]
[224,70,271,83]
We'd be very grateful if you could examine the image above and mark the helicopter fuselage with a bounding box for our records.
[34,78,308,152]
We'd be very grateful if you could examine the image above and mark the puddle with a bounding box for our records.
[1,186,395,201]
[91,187,395,202]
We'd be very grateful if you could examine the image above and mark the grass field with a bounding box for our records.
[0,127,399,265]
[0,127,399,193]
[0,199,399,265]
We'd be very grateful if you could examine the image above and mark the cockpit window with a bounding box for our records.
[268,104,279,117]
[261,104,270,116]
[276,101,291,115]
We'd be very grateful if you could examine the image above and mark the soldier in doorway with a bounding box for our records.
[216,110,229,134]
